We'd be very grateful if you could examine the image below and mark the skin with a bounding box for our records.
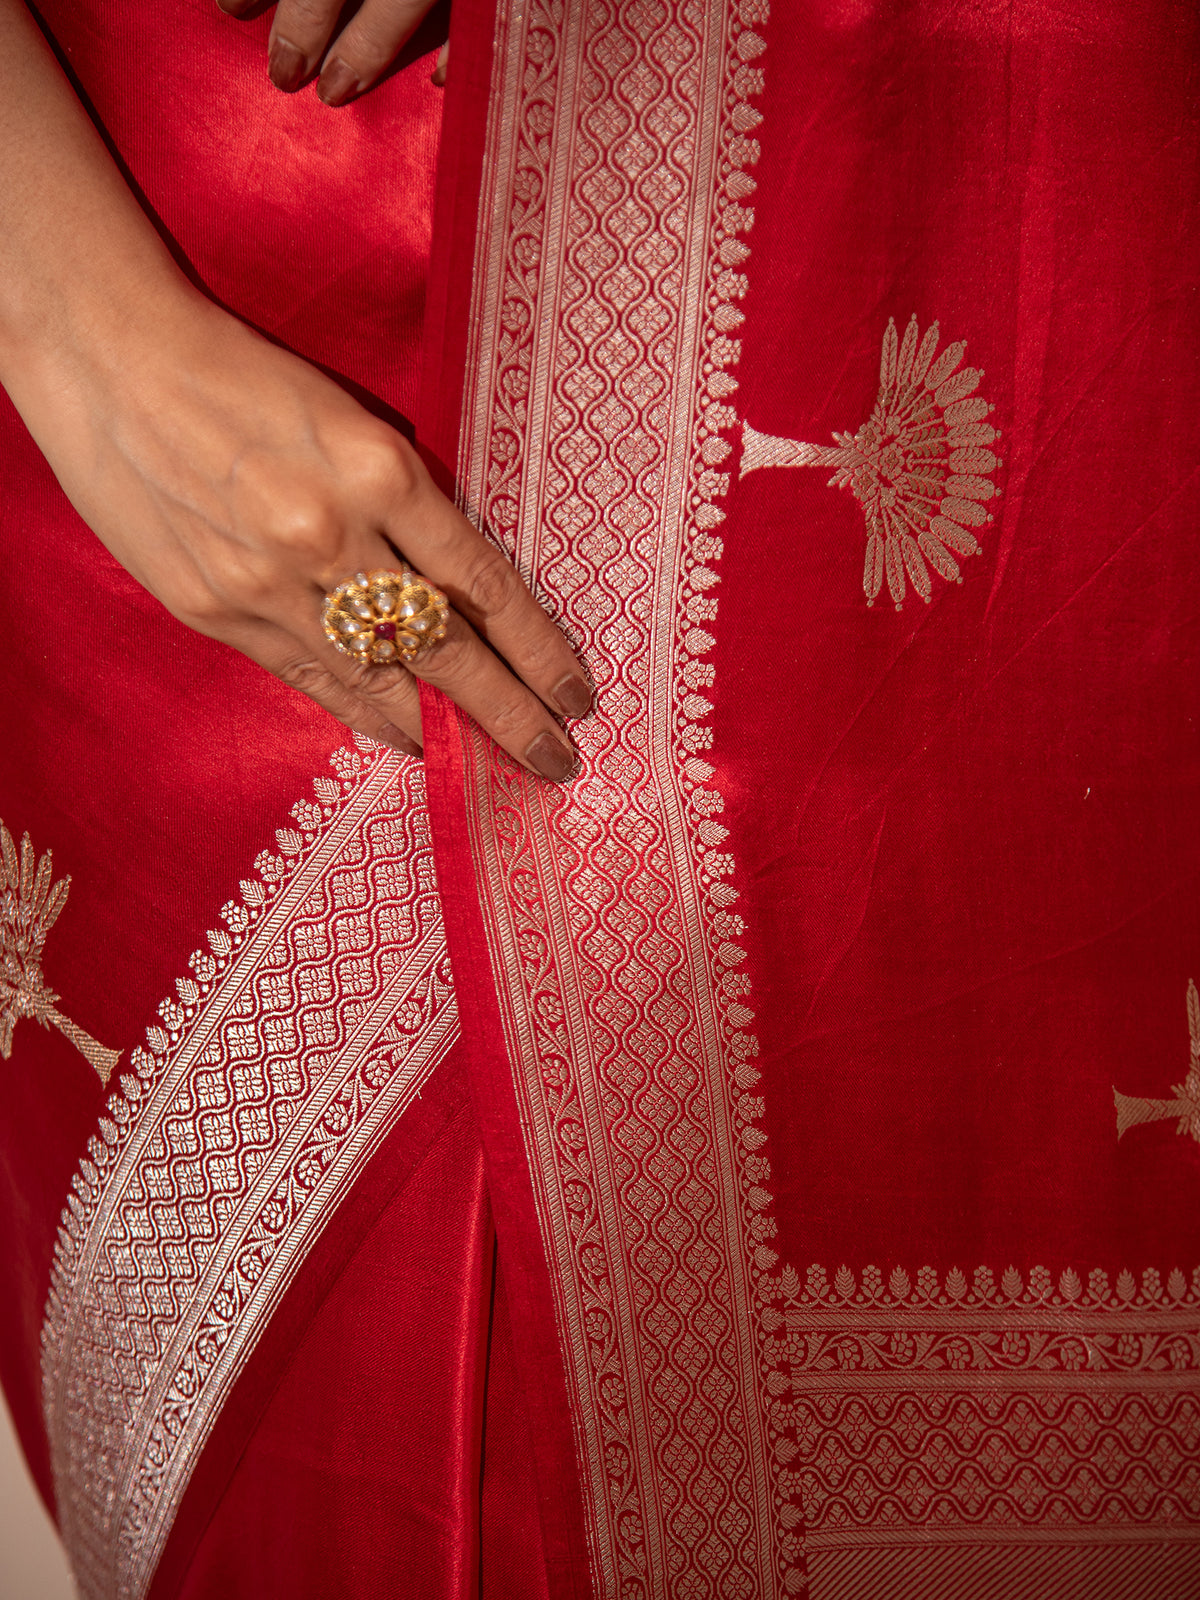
[216,0,451,102]
[0,0,585,781]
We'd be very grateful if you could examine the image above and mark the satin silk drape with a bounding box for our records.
[418,2,1200,1597]
[1,2,1198,1599]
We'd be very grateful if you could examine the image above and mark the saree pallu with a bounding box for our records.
[2,2,1198,1598]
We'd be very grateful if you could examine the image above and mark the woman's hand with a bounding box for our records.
[18,286,586,779]
[218,0,449,106]
[1,0,554,772]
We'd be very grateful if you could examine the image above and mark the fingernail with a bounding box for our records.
[552,673,593,719]
[268,37,307,93]
[526,732,580,783]
[318,58,360,107]
[377,723,422,758]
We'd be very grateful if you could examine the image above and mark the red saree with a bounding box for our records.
[2,2,1199,1598]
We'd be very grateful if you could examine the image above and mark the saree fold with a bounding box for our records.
[1,1,1198,1598]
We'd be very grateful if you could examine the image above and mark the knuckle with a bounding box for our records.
[277,0,337,32]
[172,593,227,632]
[345,429,417,502]
[342,659,407,702]
[462,550,523,620]
[484,695,540,745]
[338,2,424,62]
[275,655,344,702]
[264,501,343,565]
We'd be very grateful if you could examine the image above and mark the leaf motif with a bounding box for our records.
[948,447,998,476]
[945,473,995,502]
[946,422,997,447]
[929,516,981,557]
[18,833,34,907]
[863,533,884,606]
[918,531,961,584]
[942,396,989,427]
[37,877,71,945]
[896,315,919,388]
[30,850,54,923]
[0,822,17,893]
[911,320,941,387]
[912,1332,937,1363]
[934,367,984,408]
[924,340,967,392]
[880,317,898,395]
[884,536,906,608]
[939,496,988,528]
[899,533,932,603]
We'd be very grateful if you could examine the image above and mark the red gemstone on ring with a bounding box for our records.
[374,621,397,639]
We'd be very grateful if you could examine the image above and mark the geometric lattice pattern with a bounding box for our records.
[42,746,457,1600]
[458,2,781,1596]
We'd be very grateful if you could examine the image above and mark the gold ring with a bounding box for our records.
[322,568,449,666]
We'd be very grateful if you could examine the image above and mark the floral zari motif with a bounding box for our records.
[1114,979,1200,1147]
[741,316,1002,609]
[0,820,119,1083]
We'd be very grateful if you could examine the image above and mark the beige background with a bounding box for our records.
[0,1389,75,1599]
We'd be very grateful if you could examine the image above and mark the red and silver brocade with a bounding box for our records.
[1,3,1198,1599]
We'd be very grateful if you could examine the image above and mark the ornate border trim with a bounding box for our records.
[42,745,457,1600]
[459,3,779,1595]
[761,1262,1200,1584]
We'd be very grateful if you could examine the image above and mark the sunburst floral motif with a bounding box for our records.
[0,821,119,1083]
[741,315,1001,609]
[1114,979,1200,1146]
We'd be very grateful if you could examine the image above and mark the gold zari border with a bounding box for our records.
[42,745,457,1600]
[460,2,780,1595]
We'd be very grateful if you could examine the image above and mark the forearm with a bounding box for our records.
[0,1,191,407]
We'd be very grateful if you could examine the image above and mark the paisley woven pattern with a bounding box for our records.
[459,3,783,1595]
[41,746,457,1600]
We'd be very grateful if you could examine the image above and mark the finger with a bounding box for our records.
[317,0,434,107]
[265,0,340,93]
[430,40,448,87]
[293,579,578,782]
[389,481,594,724]
[398,608,580,783]
[231,615,426,756]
